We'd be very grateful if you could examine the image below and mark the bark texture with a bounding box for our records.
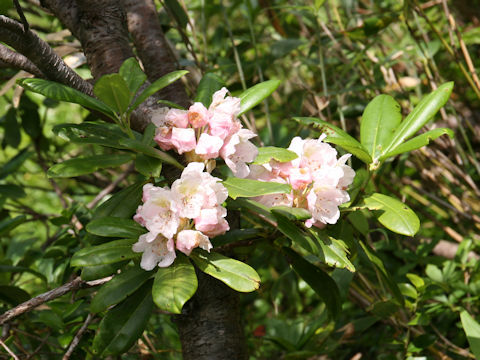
[175,271,247,360]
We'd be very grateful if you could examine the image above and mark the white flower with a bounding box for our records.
[133,233,176,270]
[176,230,213,256]
[220,129,258,178]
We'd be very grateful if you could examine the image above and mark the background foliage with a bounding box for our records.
[0,0,479,359]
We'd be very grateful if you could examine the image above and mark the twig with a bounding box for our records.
[0,276,112,326]
[62,313,93,360]
[0,44,43,77]
[13,0,29,32]
[25,332,50,360]
[0,338,19,360]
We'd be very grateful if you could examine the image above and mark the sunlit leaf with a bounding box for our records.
[238,80,281,116]
[223,177,291,200]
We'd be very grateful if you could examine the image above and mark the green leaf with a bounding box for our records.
[293,117,372,164]
[47,154,134,178]
[118,138,184,169]
[222,177,291,200]
[18,78,115,118]
[152,254,198,314]
[363,193,420,236]
[195,73,225,107]
[382,82,453,155]
[0,285,30,306]
[93,74,132,114]
[53,122,130,149]
[135,154,163,177]
[164,0,189,28]
[90,266,153,313]
[71,239,139,267]
[253,146,298,165]
[380,128,454,160]
[283,247,341,318]
[0,265,46,282]
[359,241,404,305]
[93,181,144,219]
[93,280,153,356]
[227,198,275,223]
[0,184,26,199]
[272,212,318,254]
[238,80,281,116]
[4,108,21,148]
[81,261,129,281]
[119,57,147,95]
[311,232,355,272]
[0,215,27,236]
[460,311,480,359]
[0,147,31,180]
[270,206,311,221]
[360,95,402,160]
[129,70,189,112]
[191,250,260,292]
[86,217,146,238]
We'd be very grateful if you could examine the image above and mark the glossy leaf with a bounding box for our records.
[253,146,298,165]
[129,70,189,112]
[81,261,129,281]
[90,266,153,313]
[272,212,318,254]
[18,78,115,118]
[47,154,134,178]
[164,0,189,29]
[93,181,144,219]
[238,80,281,116]
[93,74,132,114]
[53,122,130,149]
[382,82,453,155]
[195,72,225,107]
[311,232,355,272]
[359,241,404,305]
[152,254,198,314]
[380,128,454,160]
[191,250,260,292]
[270,206,311,221]
[460,311,480,359]
[293,117,372,164]
[93,280,153,356]
[118,138,184,169]
[223,177,291,200]
[363,193,420,236]
[135,154,163,177]
[360,94,402,159]
[119,57,147,95]
[0,285,30,306]
[283,247,341,318]
[71,239,138,267]
[86,217,146,238]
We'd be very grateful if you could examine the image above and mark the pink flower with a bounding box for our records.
[208,112,240,140]
[154,126,175,151]
[194,206,230,237]
[209,87,241,117]
[171,127,197,154]
[165,109,189,128]
[220,129,258,178]
[176,229,212,256]
[132,233,176,270]
[288,167,312,190]
[151,108,169,127]
[188,102,209,128]
[195,133,224,159]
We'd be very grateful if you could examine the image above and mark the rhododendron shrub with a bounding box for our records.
[132,162,229,270]
[153,88,258,178]
[249,135,355,228]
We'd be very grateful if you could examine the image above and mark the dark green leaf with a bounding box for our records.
[71,239,138,267]
[359,241,404,305]
[18,78,115,118]
[164,0,189,28]
[81,261,129,281]
[93,74,132,114]
[91,266,153,313]
[86,217,146,238]
[0,148,31,180]
[4,108,21,148]
[135,154,163,177]
[238,80,281,116]
[382,82,453,155]
[0,265,46,282]
[363,193,420,236]
[93,280,153,356]
[0,285,30,305]
[93,181,145,219]
[0,215,27,236]
[222,177,291,200]
[47,154,134,178]
[53,122,130,149]
[118,138,184,169]
[311,232,355,272]
[460,311,480,359]
[0,184,26,199]
[129,70,189,112]
[293,117,372,164]
[283,247,341,318]
[380,128,454,160]
[253,146,298,165]
[272,212,318,254]
[360,94,402,160]
[20,104,41,139]
[119,57,147,95]
[195,73,225,107]
[271,206,311,221]
[152,254,198,314]
[191,250,260,292]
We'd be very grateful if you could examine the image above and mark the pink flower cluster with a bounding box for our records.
[132,162,229,270]
[248,135,355,228]
[152,88,258,178]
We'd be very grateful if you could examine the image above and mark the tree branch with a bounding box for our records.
[0,276,112,326]
[62,313,93,360]
[0,43,44,77]
[122,0,190,107]
[0,15,93,95]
